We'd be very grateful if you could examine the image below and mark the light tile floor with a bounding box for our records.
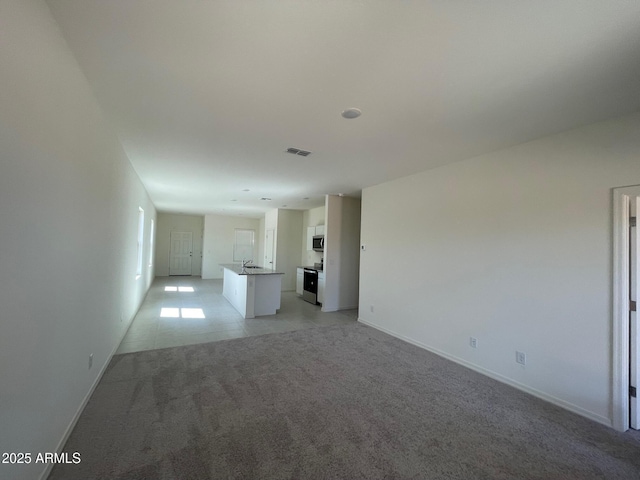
[116,276,358,354]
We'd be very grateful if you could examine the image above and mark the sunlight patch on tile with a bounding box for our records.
[181,308,205,319]
[160,307,180,318]
[161,307,205,319]
[164,286,194,292]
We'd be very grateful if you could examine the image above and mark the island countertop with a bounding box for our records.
[220,264,284,275]
[221,264,284,318]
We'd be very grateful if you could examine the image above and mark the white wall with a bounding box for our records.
[262,209,303,291]
[301,205,326,266]
[275,209,303,291]
[0,2,156,479]
[337,197,361,309]
[265,208,278,232]
[258,215,265,270]
[323,196,361,311]
[155,213,204,276]
[358,112,640,427]
[201,214,261,279]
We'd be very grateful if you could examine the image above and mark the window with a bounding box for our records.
[233,229,255,262]
[148,219,155,267]
[136,207,144,277]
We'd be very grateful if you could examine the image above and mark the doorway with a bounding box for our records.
[265,229,275,269]
[169,231,193,276]
[613,186,640,431]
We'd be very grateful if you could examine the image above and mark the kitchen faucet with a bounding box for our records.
[242,259,253,268]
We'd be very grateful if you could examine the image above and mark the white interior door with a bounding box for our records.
[169,231,193,276]
[631,197,639,429]
[265,229,274,269]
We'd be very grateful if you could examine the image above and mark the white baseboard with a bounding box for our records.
[39,295,148,479]
[321,304,358,313]
[357,318,613,429]
[338,304,358,311]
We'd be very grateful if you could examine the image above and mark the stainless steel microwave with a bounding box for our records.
[312,235,324,252]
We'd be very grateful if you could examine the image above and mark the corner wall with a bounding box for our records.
[358,112,640,426]
[323,196,361,311]
[275,209,303,291]
[0,1,156,479]
[263,208,303,291]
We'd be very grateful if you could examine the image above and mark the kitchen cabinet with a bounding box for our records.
[306,225,325,251]
[221,264,284,318]
[296,268,303,295]
[318,271,325,304]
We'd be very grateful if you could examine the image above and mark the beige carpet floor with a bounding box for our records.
[50,323,640,479]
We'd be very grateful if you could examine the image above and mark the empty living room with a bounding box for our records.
[2,1,640,479]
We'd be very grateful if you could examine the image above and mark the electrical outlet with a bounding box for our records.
[469,337,478,348]
[516,351,526,365]
[370,305,374,313]
[88,354,93,370]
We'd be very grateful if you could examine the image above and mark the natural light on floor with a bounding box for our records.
[164,286,195,292]
[160,307,205,319]
[160,307,180,318]
[181,308,205,318]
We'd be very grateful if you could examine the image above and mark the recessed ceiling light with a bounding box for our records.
[261,197,272,201]
[341,108,361,119]
[243,189,250,192]
[303,197,309,200]
[231,199,237,202]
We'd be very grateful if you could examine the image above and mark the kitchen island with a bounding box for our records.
[220,264,284,319]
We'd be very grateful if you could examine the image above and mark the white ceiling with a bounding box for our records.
[47,1,640,218]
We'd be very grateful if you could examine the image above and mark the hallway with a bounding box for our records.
[117,276,358,354]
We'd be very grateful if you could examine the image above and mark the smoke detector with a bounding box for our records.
[341,108,362,119]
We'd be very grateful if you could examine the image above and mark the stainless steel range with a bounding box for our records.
[302,268,318,304]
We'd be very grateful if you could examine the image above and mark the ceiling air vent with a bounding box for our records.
[286,147,312,157]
